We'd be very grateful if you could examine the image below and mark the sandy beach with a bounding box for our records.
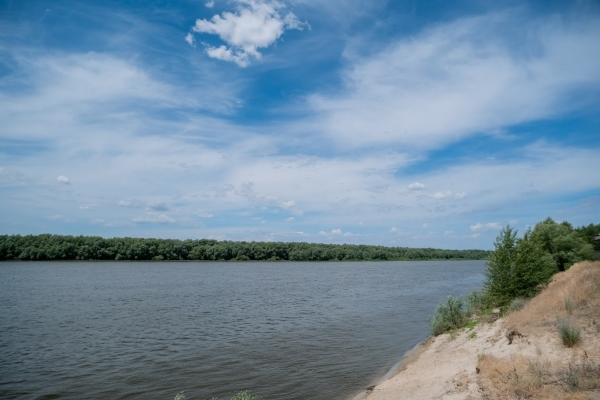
[359,261,600,400]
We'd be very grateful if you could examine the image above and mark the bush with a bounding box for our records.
[431,296,468,335]
[558,319,581,347]
[508,297,526,312]
[466,289,490,315]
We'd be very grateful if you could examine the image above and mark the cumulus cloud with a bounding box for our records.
[205,1,215,8]
[331,228,342,234]
[408,182,425,190]
[432,191,466,200]
[470,222,503,233]
[56,175,70,184]
[189,0,309,66]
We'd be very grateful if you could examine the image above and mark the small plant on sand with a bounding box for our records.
[431,296,468,336]
[229,391,263,400]
[558,318,581,347]
[509,297,526,312]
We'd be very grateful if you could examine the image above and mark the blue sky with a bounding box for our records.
[1,0,599,249]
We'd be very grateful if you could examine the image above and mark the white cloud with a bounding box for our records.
[195,211,214,218]
[185,32,195,46]
[205,1,215,8]
[57,175,70,184]
[408,182,425,190]
[432,191,452,199]
[190,0,309,67]
[432,191,466,200]
[311,11,600,149]
[470,222,503,233]
[285,217,294,222]
[331,228,342,234]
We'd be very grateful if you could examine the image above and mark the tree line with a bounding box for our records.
[0,234,490,262]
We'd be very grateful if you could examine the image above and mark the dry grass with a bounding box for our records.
[477,261,600,399]
[506,261,600,333]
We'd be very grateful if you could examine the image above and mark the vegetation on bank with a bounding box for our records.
[0,234,490,262]
[430,218,599,335]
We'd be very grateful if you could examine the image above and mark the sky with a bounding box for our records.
[1,0,599,249]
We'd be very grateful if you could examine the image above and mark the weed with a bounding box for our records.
[477,352,486,362]
[527,358,549,387]
[558,318,581,347]
[469,331,477,339]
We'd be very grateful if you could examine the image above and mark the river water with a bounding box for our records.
[0,260,486,400]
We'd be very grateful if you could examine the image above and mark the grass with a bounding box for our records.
[430,296,468,336]
[558,318,581,347]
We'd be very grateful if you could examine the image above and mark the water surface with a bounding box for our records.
[0,261,486,400]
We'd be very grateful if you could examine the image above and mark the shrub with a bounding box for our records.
[558,319,581,347]
[509,297,526,312]
[431,296,468,335]
[466,289,490,315]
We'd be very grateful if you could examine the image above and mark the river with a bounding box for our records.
[0,260,486,400]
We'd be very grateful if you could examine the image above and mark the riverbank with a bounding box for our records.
[360,261,600,400]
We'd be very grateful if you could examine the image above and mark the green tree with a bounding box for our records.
[530,217,596,271]
[484,225,556,305]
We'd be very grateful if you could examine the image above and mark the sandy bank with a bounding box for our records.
[362,261,600,400]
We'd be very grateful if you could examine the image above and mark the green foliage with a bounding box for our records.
[484,226,556,306]
[575,222,600,253]
[0,234,490,262]
[465,289,491,315]
[530,218,596,271]
[558,319,581,347]
[431,296,468,336]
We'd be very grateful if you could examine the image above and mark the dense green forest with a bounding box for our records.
[0,234,490,262]
[2,220,596,262]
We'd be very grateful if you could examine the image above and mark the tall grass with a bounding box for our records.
[431,296,468,335]
[558,318,581,347]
